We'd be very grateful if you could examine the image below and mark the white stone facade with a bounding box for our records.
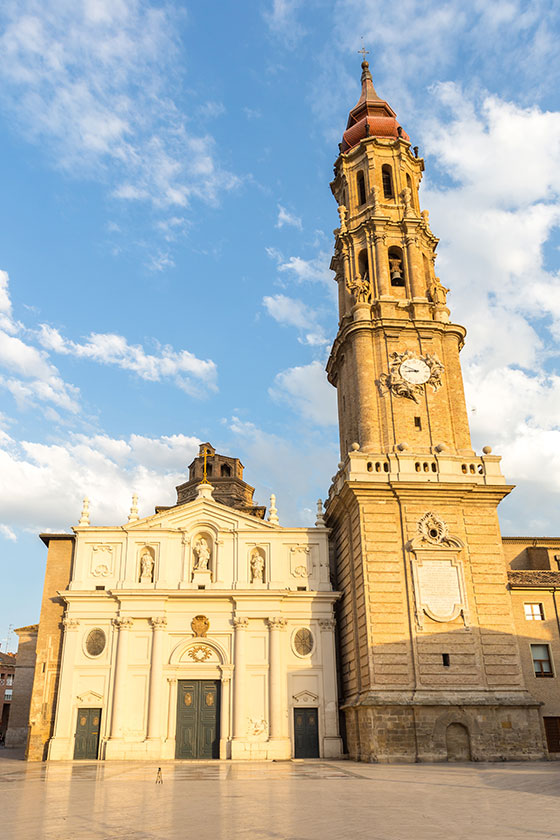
[47,484,343,761]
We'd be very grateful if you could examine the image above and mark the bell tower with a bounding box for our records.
[325,61,544,762]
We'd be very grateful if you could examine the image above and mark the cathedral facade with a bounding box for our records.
[23,62,560,762]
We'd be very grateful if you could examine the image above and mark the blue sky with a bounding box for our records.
[1,0,560,648]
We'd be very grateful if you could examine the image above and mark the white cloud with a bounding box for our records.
[276,204,302,230]
[415,87,560,530]
[0,430,200,534]
[0,0,239,216]
[0,524,17,542]
[228,415,337,525]
[263,0,305,46]
[263,294,328,346]
[38,324,217,397]
[0,271,81,413]
[269,360,337,426]
[266,246,335,295]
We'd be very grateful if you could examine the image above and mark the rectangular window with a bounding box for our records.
[442,653,450,667]
[524,603,544,620]
[4,689,12,700]
[531,644,553,677]
[6,675,13,685]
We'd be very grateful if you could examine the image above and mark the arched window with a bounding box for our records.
[406,173,415,207]
[388,246,405,287]
[358,249,369,281]
[221,463,231,477]
[356,171,366,205]
[382,165,394,199]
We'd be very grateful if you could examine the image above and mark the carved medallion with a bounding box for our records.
[187,645,212,662]
[184,692,193,706]
[379,350,444,403]
[85,628,106,657]
[293,628,314,656]
[191,615,209,637]
[205,692,215,707]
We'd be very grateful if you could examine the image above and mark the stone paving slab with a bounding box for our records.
[0,751,559,840]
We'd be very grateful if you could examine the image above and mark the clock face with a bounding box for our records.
[399,358,431,385]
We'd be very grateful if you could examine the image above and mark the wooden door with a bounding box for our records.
[294,707,319,758]
[544,717,560,753]
[73,708,101,760]
[176,680,220,759]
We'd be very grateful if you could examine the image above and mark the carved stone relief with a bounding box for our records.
[290,545,312,579]
[91,544,114,578]
[408,512,469,630]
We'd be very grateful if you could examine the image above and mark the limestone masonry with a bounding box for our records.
[20,62,560,762]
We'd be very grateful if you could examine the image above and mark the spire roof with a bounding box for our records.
[341,60,409,152]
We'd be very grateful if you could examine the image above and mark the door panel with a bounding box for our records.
[176,680,220,759]
[294,707,319,758]
[74,708,101,760]
[544,717,560,753]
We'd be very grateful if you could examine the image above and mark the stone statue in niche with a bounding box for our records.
[139,548,154,582]
[194,536,211,570]
[250,550,265,583]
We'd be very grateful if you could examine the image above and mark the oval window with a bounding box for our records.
[293,628,314,656]
[85,628,106,657]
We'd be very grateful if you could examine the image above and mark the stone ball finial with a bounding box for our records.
[351,442,360,451]
[78,496,90,527]
[397,442,409,451]
[337,461,344,469]
[268,494,279,525]
[435,443,446,453]
[482,445,493,455]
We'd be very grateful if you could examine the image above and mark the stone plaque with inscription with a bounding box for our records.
[412,555,468,628]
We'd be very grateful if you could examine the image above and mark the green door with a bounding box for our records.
[294,707,319,758]
[73,708,101,760]
[176,680,220,759]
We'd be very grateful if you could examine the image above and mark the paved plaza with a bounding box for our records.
[0,750,559,840]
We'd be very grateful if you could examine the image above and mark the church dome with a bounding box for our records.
[341,61,409,152]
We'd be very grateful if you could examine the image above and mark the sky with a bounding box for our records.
[1,0,560,649]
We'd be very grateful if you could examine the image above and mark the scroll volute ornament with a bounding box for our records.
[191,614,209,637]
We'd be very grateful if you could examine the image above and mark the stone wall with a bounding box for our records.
[5,625,38,748]
[27,537,74,761]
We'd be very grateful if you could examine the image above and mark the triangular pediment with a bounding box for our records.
[77,690,103,704]
[126,494,279,533]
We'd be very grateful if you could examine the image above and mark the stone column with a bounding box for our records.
[366,229,378,298]
[110,617,133,738]
[165,678,177,742]
[232,617,249,739]
[373,234,390,296]
[318,618,344,757]
[219,665,234,758]
[267,617,287,740]
[405,234,423,298]
[47,617,80,757]
[351,311,379,453]
[146,616,167,741]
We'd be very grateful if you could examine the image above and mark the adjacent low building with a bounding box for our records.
[0,651,16,742]
[504,538,560,756]
[5,625,38,748]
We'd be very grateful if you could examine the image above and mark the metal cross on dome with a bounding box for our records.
[358,42,369,61]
